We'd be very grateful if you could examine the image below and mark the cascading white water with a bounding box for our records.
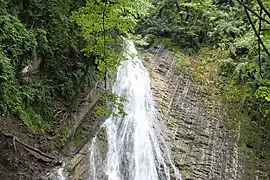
[89,40,183,180]
[48,163,66,180]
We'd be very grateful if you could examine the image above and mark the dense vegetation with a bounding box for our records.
[0,0,96,132]
[0,0,149,132]
[139,0,270,178]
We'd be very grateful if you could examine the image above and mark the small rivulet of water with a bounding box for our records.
[89,39,183,180]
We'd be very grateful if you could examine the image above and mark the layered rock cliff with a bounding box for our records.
[141,44,242,180]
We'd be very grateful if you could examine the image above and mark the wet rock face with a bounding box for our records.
[65,127,108,180]
[62,76,114,180]
[141,45,242,180]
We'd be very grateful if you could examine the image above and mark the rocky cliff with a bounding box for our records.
[62,44,242,180]
[141,44,242,180]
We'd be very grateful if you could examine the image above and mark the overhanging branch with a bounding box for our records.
[258,7,263,78]
[236,0,270,25]
[241,1,270,58]
[257,0,270,20]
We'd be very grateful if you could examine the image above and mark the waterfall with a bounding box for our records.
[89,40,183,180]
[48,163,66,180]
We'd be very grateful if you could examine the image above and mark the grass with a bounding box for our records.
[18,106,51,134]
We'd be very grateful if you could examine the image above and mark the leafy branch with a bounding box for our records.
[237,0,270,79]
[71,0,151,117]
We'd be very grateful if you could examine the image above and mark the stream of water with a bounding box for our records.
[52,40,182,180]
[88,40,182,180]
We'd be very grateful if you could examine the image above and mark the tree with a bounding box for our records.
[71,0,151,80]
[71,0,151,116]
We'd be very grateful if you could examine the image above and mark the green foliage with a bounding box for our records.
[175,52,189,69]
[95,91,127,117]
[205,6,247,46]
[139,0,247,51]
[71,0,151,117]
[0,50,53,133]
[18,106,51,133]
[0,14,37,71]
[142,34,157,47]
[255,86,270,101]
[0,0,152,133]
[172,48,189,69]
[0,52,18,114]
[216,4,270,175]
[0,0,97,133]
[71,0,151,74]
[230,31,256,57]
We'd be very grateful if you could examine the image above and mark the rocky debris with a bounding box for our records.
[142,45,242,180]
